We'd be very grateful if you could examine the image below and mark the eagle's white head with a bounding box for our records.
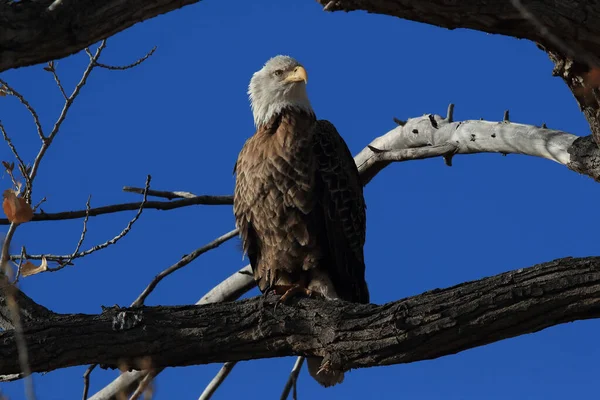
[248,55,314,128]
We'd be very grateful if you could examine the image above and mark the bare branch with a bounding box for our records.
[3,256,600,376]
[57,195,91,268]
[0,195,233,226]
[93,47,157,71]
[82,365,96,400]
[123,186,200,200]
[354,111,597,184]
[280,357,305,400]
[42,176,150,270]
[27,41,107,197]
[44,61,68,101]
[131,228,239,307]
[198,362,236,400]
[0,122,28,184]
[0,79,44,140]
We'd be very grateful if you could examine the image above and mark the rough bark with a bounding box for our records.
[1,256,599,376]
[317,0,600,60]
[0,0,203,72]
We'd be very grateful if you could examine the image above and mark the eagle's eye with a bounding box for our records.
[273,69,284,77]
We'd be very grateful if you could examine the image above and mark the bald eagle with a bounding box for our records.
[233,55,369,387]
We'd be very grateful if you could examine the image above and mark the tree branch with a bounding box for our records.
[0,195,233,226]
[354,111,600,184]
[87,265,255,400]
[0,0,203,72]
[2,256,599,376]
[317,0,600,62]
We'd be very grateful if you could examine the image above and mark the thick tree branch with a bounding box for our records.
[2,256,599,376]
[0,0,203,72]
[87,265,255,400]
[317,0,600,62]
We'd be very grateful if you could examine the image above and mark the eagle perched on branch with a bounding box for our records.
[233,55,369,387]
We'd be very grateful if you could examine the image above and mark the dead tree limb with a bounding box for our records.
[2,256,599,376]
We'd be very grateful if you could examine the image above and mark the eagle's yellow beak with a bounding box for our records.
[284,66,308,84]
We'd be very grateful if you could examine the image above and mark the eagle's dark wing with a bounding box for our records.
[313,120,369,304]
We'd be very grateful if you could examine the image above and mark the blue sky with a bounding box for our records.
[2,1,599,399]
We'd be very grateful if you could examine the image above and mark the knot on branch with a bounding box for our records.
[112,310,143,331]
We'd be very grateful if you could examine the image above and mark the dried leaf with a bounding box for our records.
[21,257,48,277]
[2,189,33,223]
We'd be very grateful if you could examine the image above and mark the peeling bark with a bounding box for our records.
[1,256,599,376]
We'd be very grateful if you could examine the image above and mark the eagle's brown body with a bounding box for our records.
[235,55,368,387]
[234,108,369,305]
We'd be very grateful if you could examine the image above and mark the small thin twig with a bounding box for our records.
[44,61,68,101]
[57,195,91,268]
[131,228,239,307]
[43,176,150,271]
[31,197,46,213]
[0,121,28,185]
[13,246,26,284]
[94,47,157,71]
[28,40,107,199]
[82,365,96,400]
[1,195,233,226]
[123,186,199,200]
[280,357,305,400]
[0,79,45,141]
[198,362,237,400]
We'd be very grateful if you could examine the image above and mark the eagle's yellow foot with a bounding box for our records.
[273,284,313,310]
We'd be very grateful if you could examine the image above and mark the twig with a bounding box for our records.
[280,357,305,400]
[1,195,233,226]
[198,362,236,400]
[93,47,157,71]
[0,79,44,140]
[44,61,68,101]
[82,365,96,400]
[42,176,150,271]
[131,228,239,307]
[13,246,26,284]
[57,196,91,268]
[27,40,107,199]
[123,186,199,200]
[0,121,28,184]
